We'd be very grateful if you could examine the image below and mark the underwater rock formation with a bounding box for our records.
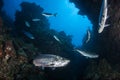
[70,0,120,63]
[0,16,46,80]
[0,0,3,13]
[69,0,120,79]
[14,2,74,55]
[0,17,3,28]
[14,2,49,34]
[84,59,120,80]
[14,2,82,80]
[69,0,102,57]
[69,0,101,34]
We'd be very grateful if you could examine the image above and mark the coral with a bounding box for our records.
[0,17,46,80]
[0,38,46,80]
[84,59,120,80]
[0,17,3,27]
[0,44,3,58]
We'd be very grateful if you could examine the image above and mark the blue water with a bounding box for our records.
[2,0,92,47]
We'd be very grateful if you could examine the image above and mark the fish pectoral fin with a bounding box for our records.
[105,24,110,27]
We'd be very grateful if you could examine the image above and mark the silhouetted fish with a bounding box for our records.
[0,17,3,27]
[25,21,30,27]
[74,49,99,58]
[42,13,57,17]
[32,18,40,22]
[53,35,61,43]
[98,0,110,33]
[22,30,35,39]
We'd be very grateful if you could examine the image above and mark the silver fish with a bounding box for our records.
[32,18,40,22]
[22,30,35,39]
[42,13,57,17]
[53,35,61,43]
[33,54,70,69]
[98,0,110,33]
[25,21,30,27]
[75,49,99,58]
[85,30,91,43]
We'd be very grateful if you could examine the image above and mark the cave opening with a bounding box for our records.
[2,0,93,47]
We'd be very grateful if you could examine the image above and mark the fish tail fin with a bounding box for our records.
[54,13,57,17]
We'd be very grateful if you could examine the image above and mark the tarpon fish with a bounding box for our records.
[85,30,91,43]
[98,0,110,33]
[53,35,61,43]
[32,18,40,22]
[22,30,35,39]
[42,13,57,17]
[25,21,30,27]
[75,49,99,58]
[33,54,70,70]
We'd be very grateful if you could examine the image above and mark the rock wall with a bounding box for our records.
[70,0,120,64]
[69,0,120,79]
[70,0,101,34]
[0,0,3,12]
